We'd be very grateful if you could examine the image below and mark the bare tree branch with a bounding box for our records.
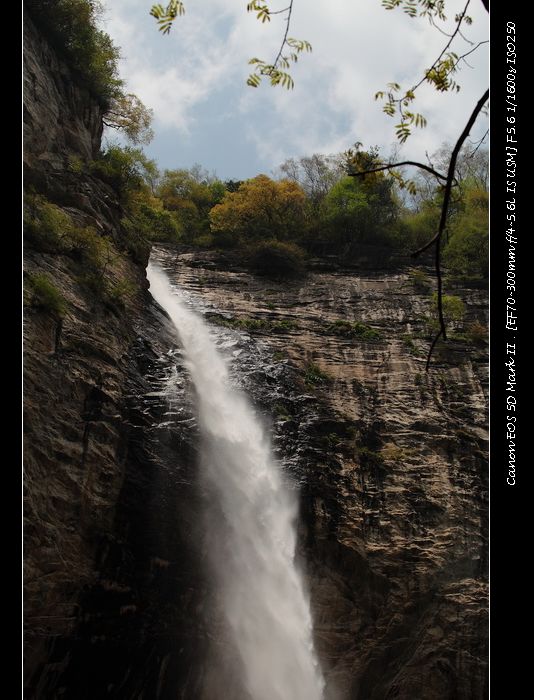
[349,160,448,182]
[394,0,473,114]
[423,87,489,366]
[272,0,294,70]
[453,40,489,70]
[426,329,443,371]
[466,129,488,157]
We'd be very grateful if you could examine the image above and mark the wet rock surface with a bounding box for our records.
[149,247,488,700]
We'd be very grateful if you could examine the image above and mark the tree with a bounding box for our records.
[318,167,399,255]
[275,154,345,205]
[209,174,307,243]
[157,167,226,241]
[443,185,488,278]
[90,145,157,200]
[103,93,154,145]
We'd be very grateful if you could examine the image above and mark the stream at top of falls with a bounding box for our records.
[147,260,325,700]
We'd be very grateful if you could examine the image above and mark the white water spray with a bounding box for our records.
[147,262,325,700]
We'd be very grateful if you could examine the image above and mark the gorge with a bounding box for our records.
[23,6,488,699]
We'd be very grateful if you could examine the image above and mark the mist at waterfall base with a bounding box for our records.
[147,262,325,700]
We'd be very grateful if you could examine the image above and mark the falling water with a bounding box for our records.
[147,261,325,700]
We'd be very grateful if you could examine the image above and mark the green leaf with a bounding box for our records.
[150,1,184,34]
[247,73,261,87]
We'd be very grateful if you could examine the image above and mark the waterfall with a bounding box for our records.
[147,261,325,700]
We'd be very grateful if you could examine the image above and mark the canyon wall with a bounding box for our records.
[24,13,487,698]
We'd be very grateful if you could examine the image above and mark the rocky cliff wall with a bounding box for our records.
[148,247,488,700]
[24,10,220,695]
[23,15,103,177]
[24,11,487,698]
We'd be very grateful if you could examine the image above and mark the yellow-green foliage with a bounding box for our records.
[426,292,466,334]
[27,273,66,317]
[24,198,72,251]
[210,175,307,242]
[156,168,226,243]
[126,201,181,243]
[25,197,112,270]
[304,362,332,387]
[443,187,488,278]
[67,224,113,269]
[90,146,148,200]
[108,279,136,307]
[324,319,381,341]
[408,268,432,292]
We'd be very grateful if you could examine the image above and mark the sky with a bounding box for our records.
[98,0,489,181]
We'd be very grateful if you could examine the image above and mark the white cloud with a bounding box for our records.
[99,0,488,175]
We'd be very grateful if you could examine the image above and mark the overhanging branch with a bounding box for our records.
[349,160,448,182]
[424,87,489,366]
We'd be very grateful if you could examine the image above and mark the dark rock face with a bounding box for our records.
[149,248,488,700]
[23,16,208,698]
[23,14,103,175]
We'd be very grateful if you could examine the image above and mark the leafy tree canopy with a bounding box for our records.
[209,174,307,242]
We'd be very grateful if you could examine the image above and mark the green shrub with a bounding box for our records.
[207,314,298,334]
[438,294,466,322]
[426,293,466,334]
[121,201,180,258]
[325,319,381,341]
[443,227,488,278]
[271,319,299,333]
[24,197,115,270]
[107,279,136,307]
[66,225,112,268]
[24,198,72,251]
[408,268,432,293]
[401,334,421,356]
[273,403,292,421]
[193,234,215,248]
[27,274,66,317]
[443,186,488,279]
[67,154,84,173]
[119,217,152,264]
[357,446,385,468]
[248,240,306,278]
[90,146,147,198]
[304,362,332,387]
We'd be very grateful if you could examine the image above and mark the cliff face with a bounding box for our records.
[23,16,102,177]
[148,247,488,700]
[24,13,487,699]
[24,14,216,697]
